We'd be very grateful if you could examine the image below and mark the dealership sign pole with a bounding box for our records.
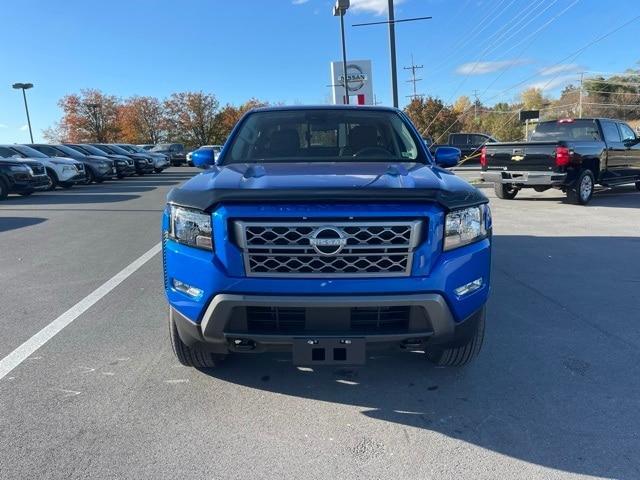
[333,0,350,104]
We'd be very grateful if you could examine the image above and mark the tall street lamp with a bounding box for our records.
[12,83,34,142]
[333,0,350,104]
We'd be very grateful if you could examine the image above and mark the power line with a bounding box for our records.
[423,0,546,133]
[404,55,424,99]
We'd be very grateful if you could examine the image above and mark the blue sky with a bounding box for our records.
[1,0,638,143]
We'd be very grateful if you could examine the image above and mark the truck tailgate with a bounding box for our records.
[485,142,558,171]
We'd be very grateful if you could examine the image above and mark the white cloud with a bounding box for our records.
[350,0,405,15]
[292,0,309,4]
[528,73,581,91]
[0,123,7,129]
[19,124,28,131]
[456,59,528,75]
[538,64,580,76]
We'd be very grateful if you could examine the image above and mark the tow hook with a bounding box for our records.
[231,338,256,351]
[401,338,425,348]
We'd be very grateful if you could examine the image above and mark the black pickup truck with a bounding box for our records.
[432,132,497,166]
[481,118,640,205]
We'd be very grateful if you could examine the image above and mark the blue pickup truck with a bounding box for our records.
[162,106,492,368]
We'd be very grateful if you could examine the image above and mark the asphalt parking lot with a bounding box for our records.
[1,168,639,479]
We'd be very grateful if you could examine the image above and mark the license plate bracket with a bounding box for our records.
[293,338,365,365]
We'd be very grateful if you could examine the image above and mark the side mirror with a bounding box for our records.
[434,146,461,168]
[191,148,216,169]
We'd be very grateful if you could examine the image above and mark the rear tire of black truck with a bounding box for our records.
[567,169,594,205]
[169,308,225,368]
[425,311,485,367]
[494,183,518,200]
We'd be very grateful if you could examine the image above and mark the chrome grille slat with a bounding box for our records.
[235,220,423,278]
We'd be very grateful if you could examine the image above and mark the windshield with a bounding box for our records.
[225,109,421,164]
[72,144,111,156]
[530,120,601,141]
[0,146,23,158]
[125,144,145,153]
[55,145,85,157]
[117,144,136,153]
[10,145,48,158]
[104,144,132,155]
[151,144,171,151]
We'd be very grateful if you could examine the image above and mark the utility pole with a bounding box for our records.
[404,54,424,99]
[578,72,584,118]
[472,89,480,120]
[388,0,399,108]
[352,8,432,109]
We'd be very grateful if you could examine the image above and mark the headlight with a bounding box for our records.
[61,165,76,172]
[169,205,213,250]
[9,165,29,173]
[98,162,109,167]
[443,204,491,251]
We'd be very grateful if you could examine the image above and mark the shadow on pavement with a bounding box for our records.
[198,235,640,479]
[497,185,639,208]
[0,217,47,233]
[2,194,140,205]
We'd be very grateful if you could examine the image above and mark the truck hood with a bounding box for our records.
[168,162,486,212]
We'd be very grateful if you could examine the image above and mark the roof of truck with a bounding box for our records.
[249,104,401,113]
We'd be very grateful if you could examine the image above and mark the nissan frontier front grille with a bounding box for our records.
[234,220,423,277]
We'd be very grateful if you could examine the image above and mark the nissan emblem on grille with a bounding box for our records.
[234,220,423,278]
[309,227,347,256]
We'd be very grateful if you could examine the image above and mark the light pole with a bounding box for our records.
[333,0,350,104]
[353,5,432,108]
[12,83,34,142]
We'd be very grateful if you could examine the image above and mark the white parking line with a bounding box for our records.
[0,243,162,381]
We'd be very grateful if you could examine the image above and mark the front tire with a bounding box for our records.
[425,311,485,367]
[635,180,640,191]
[567,169,594,205]
[46,169,58,190]
[494,183,518,199]
[169,309,225,368]
[59,182,73,189]
[85,168,95,184]
[0,178,8,200]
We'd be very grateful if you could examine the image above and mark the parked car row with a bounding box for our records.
[0,143,171,200]
[133,143,224,167]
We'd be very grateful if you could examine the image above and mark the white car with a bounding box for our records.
[0,144,86,190]
[186,145,223,166]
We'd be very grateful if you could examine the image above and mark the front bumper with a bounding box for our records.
[135,162,155,173]
[10,174,50,193]
[482,170,567,186]
[69,173,87,184]
[171,297,485,356]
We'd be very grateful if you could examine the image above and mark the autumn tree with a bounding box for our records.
[118,96,166,144]
[520,87,548,110]
[213,98,269,144]
[52,89,121,143]
[164,91,220,147]
[404,96,460,142]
